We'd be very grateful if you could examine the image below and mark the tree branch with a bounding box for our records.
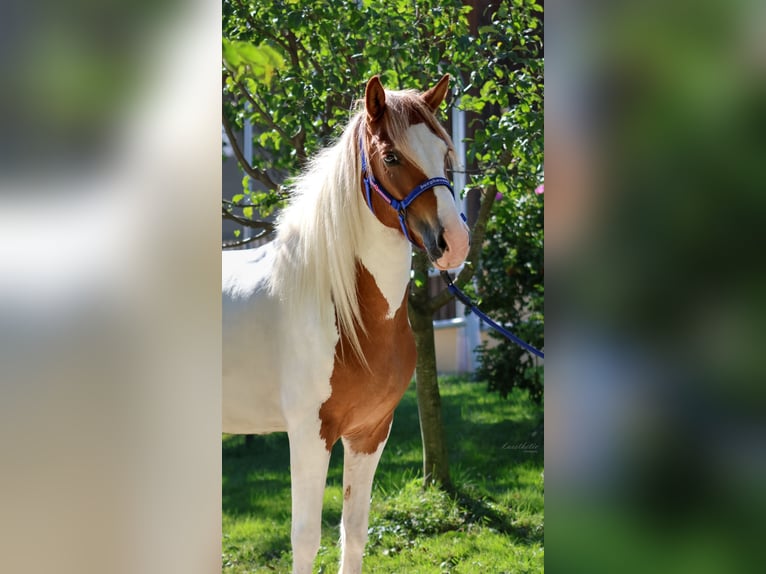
[234,78,293,142]
[223,195,290,210]
[284,32,304,70]
[428,185,497,311]
[222,231,273,250]
[221,111,279,191]
[285,28,323,78]
[222,205,276,232]
[233,0,297,66]
[230,75,307,163]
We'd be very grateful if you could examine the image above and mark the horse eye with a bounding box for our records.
[383,152,399,165]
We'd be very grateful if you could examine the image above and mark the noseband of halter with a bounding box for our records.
[360,137,457,248]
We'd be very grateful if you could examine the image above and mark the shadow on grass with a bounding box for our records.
[223,378,544,554]
[222,434,290,518]
[223,433,347,525]
[452,487,545,544]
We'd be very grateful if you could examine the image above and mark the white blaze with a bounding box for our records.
[404,124,470,270]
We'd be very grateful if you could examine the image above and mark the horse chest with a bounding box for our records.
[318,265,416,454]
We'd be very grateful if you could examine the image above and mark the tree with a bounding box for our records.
[460,1,545,402]
[409,186,498,488]
[222,0,544,489]
[407,0,543,486]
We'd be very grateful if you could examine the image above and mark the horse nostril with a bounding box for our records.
[437,228,448,252]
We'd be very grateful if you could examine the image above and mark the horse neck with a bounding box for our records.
[354,203,413,321]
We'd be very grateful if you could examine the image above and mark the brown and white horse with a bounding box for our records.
[222,74,470,574]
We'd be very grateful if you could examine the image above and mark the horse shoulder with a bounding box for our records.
[318,264,416,454]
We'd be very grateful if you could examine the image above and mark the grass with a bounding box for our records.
[222,377,544,573]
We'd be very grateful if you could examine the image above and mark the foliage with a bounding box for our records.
[223,1,545,402]
[222,0,477,215]
[222,379,544,573]
[460,0,544,402]
[475,191,544,403]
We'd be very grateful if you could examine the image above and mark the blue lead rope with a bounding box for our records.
[441,271,545,359]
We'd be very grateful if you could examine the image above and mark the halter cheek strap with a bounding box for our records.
[360,138,463,247]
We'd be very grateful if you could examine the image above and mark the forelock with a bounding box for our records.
[357,88,455,173]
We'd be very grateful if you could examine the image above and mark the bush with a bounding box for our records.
[460,1,544,402]
[475,189,544,402]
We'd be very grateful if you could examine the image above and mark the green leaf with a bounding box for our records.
[480,80,497,100]
[222,39,242,69]
[226,41,285,87]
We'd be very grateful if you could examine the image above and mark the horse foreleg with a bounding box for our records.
[338,428,390,574]
[288,426,331,574]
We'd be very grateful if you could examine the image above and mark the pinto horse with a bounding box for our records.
[222,74,470,574]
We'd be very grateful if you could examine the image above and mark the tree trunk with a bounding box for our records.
[408,189,496,490]
[409,251,452,490]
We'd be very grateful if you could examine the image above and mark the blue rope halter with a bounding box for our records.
[359,138,543,359]
[359,137,457,247]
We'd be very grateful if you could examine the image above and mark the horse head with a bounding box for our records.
[360,74,471,270]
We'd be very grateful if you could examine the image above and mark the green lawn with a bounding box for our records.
[223,377,544,573]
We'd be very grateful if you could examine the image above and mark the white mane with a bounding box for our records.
[269,112,368,360]
[267,89,452,362]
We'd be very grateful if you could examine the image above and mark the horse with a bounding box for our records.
[222,74,470,574]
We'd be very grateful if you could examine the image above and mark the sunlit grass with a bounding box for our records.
[223,378,544,573]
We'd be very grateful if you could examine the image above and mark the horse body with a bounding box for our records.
[222,243,293,434]
[223,74,469,574]
[222,206,413,432]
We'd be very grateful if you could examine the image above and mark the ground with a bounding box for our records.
[222,377,544,573]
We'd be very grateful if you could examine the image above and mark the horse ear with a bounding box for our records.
[422,74,450,112]
[365,75,386,123]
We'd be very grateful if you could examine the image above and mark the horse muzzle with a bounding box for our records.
[420,220,470,271]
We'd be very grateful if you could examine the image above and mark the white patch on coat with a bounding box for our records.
[356,206,412,319]
[222,242,338,435]
[404,123,470,269]
[339,425,391,573]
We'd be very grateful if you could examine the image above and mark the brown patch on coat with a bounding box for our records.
[365,129,440,249]
[344,486,352,501]
[319,263,416,454]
